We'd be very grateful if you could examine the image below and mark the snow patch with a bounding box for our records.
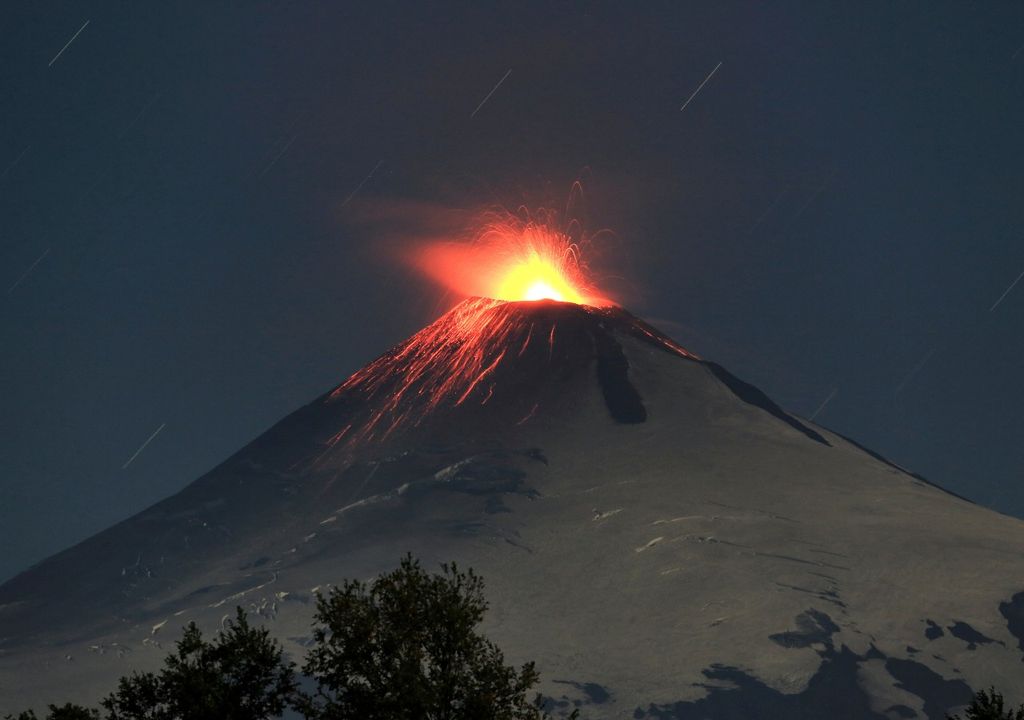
[635,536,664,553]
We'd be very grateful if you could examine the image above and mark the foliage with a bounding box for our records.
[949,687,1024,720]
[298,554,574,720]
[101,607,296,720]
[4,704,98,720]
[8,558,575,719]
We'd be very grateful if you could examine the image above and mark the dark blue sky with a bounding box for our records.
[2,2,1023,583]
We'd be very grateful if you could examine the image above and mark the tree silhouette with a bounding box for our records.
[101,607,296,720]
[7,558,574,719]
[298,554,574,720]
[949,687,1024,720]
[4,705,99,720]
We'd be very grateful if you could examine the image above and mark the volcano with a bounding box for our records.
[2,298,1024,718]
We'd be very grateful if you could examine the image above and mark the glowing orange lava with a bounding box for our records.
[316,295,695,463]
[410,217,612,307]
[308,209,629,466]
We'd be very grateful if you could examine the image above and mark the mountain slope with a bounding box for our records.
[1,298,1022,718]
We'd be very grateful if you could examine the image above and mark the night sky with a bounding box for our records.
[2,2,1023,584]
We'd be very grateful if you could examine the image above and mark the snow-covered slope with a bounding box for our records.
[2,298,1022,718]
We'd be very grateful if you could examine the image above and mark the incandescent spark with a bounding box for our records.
[410,213,611,307]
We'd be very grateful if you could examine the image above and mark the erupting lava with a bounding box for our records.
[317,298,694,461]
[313,209,646,462]
[411,215,612,307]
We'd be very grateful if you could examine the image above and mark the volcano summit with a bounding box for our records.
[2,297,1024,718]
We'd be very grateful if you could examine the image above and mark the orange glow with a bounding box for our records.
[316,295,695,463]
[307,205,633,465]
[322,297,529,453]
[410,215,612,307]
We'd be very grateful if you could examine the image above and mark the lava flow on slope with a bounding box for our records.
[312,215,696,462]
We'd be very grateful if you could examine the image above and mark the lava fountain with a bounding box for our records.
[313,209,674,463]
[409,212,614,307]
